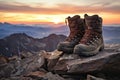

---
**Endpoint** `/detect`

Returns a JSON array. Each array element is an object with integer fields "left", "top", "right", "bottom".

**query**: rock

[
  {"left": 25, "top": 72, "right": 66, "bottom": 80},
  {"left": 1, "top": 76, "right": 34, "bottom": 80},
  {"left": 47, "top": 58, "right": 59, "bottom": 71},
  {"left": 41, "top": 50, "right": 63, "bottom": 71},
  {"left": 8, "top": 56, "right": 19, "bottom": 61},
  {"left": 0, "top": 44, "right": 120, "bottom": 80},
  {"left": 0, "top": 56, "right": 9, "bottom": 64},
  {"left": 87, "top": 75, "right": 106, "bottom": 80},
  {"left": 43, "top": 72, "right": 66, "bottom": 80},
  {"left": 53, "top": 47, "right": 120, "bottom": 74},
  {"left": 20, "top": 51, "right": 33, "bottom": 59},
  {"left": 0, "top": 53, "right": 45, "bottom": 78},
  {"left": 25, "top": 71, "right": 47, "bottom": 78},
  {"left": 41, "top": 50, "right": 63, "bottom": 59}
]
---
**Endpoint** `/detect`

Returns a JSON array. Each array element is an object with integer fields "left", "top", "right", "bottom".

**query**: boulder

[
  {"left": 43, "top": 72, "right": 66, "bottom": 80},
  {"left": 53, "top": 47, "right": 120, "bottom": 74},
  {"left": 0, "top": 76, "right": 33, "bottom": 80},
  {"left": 0, "top": 56, "right": 9, "bottom": 64},
  {"left": 22, "top": 71, "right": 66, "bottom": 80},
  {"left": 25, "top": 71, "right": 47, "bottom": 80},
  {"left": 41, "top": 50, "right": 63, "bottom": 71},
  {"left": 0, "top": 53, "right": 45, "bottom": 78},
  {"left": 87, "top": 75, "right": 106, "bottom": 80},
  {"left": 0, "top": 44, "right": 120, "bottom": 80}
]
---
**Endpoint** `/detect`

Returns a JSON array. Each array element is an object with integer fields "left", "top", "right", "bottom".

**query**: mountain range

[
  {"left": 0, "top": 22, "right": 120, "bottom": 44},
  {"left": 0, "top": 22, "right": 120, "bottom": 57},
  {"left": 0, "top": 33, "right": 66, "bottom": 57}
]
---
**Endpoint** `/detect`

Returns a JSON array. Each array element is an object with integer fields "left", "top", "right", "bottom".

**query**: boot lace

[
  {"left": 65, "top": 17, "right": 84, "bottom": 42},
  {"left": 80, "top": 29, "right": 101, "bottom": 45},
  {"left": 66, "top": 30, "right": 84, "bottom": 42}
]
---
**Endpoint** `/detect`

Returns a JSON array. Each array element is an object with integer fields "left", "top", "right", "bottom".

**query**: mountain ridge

[
  {"left": 0, "top": 22, "right": 120, "bottom": 44},
  {"left": 0, "top": 33, "right": 66, "bottom": 57}
]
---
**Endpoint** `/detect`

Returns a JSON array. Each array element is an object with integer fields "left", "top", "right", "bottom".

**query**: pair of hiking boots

[{"left": 57, "top": 14, "right": 104, "bottom": 56}]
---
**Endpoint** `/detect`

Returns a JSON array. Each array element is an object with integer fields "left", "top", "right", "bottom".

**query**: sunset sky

[{"left": 0, "top": 0, "right": 120, "bottom": 25}]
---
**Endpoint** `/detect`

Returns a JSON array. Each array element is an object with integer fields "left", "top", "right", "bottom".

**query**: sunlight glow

[
  {"left": 0, "top": 12, "right": 120, "bottom": 25},
  {"left": 51, "top": 18, "right": 62, "bottom": 24},
  {"left": 0, "top": 0, "right": 120, "bottom": 25}
]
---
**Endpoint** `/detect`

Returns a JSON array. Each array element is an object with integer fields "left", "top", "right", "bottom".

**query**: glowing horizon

[{"left": 0, "top": 0, "right": 120, "bottom": 25}]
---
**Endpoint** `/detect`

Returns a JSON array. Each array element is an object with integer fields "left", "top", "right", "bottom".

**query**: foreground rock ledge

[
  {"left": 0, "top": 45, "right": 120, "bottom": 80},
  {"left": 0, "top": 54, "right": 45, "bottom": 78},
  {"left": 53, "top": 48, "right": 120, "bottom": 74}
]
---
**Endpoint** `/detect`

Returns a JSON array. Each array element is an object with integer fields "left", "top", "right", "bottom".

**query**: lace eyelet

[
  {"left": 93, "top": 38, "right": 95, "bottom": 41},
  {"left": 77, "top": 34, "right": 80, "bottom": 36},
  {"left": 86, "top": 42, "right": 90, "bottom": 45},
  {"left": 90, "top": 41, "right": 92, "bottom": 42},
  {"left": 74, "top": 36, "right": 77, "bottom": 38}
]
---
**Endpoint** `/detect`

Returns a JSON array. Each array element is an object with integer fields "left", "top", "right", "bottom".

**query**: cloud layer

[
  {"left": 0, "top": 0, "right": 120, "bottom": 24},
  {"left": 0, "top": 1, "right": 120, "bottom": 14}
]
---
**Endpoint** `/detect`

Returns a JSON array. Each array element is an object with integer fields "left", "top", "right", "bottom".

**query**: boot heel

[{"left": 99, "top": 44, "right": 104, "bottom": 51}]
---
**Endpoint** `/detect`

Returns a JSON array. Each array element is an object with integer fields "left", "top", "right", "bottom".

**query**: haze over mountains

[
  {"left": 0, "top": 22, "right": 69, "bottom": 38},
  {"left": 0, "top": 22, "right": 120, "bottom": 43}
]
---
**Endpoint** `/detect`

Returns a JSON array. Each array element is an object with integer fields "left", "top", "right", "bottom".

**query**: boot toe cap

[
  {"left": 57, "top": 42, "right": 74, "bottom": 52},
  {"left": 74, "top": 44, "right": 96, "bottom": 56},
  {"left": 57, "top": 42, "right": 70, "bottom": 48},
  {"left": 74, "top": 44, "right": 89, "bottom": 53}
]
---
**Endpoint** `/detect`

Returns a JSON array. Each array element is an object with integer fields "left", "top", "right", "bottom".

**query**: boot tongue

[
  {"left": 67, "top": 15, "right": 80, "bottom": 21},
  {"left": 66, "top": 15, "right": 81, "bottom": 28},
  {"left": 65, "top": 15, "right": 85, "bottom": 42},
  {"left": 86, "top": 15, "right": 99, "bottom": 20},
  {"left": 72, "top": 15, "right": 80, "bottom": 19}
]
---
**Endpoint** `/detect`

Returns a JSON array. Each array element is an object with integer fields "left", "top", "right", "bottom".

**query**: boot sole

[
  {"left": 76, "top": 44, "right": 104, "bottom": 56},
  {"left": 58, "top": 46, "right": 74, "bottom": 53}
]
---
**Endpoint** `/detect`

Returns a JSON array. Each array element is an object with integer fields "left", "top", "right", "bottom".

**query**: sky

[{"left": 0, "top": 0, "right": 120, "bottom": 25}]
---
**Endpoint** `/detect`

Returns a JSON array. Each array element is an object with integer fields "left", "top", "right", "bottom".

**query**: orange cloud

[
  {"left": 0, "top": 2, "right": 120, "bottom": 14},
  {"left": 0, "top": 1, "right": 120, "bottom": 25}
]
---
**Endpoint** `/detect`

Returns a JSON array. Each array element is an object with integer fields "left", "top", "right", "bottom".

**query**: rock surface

[
  {"left": 0, "top": 53, "right": 45, "bottom": 78},
  {"left": 53, "top": 47, "right": 120, "bottom": 74},
  {"left": 87, "top": 75, "right": 106, "bottom": 80},
  {"left": 0, "top": 44, "right": 120, "bottom": 80}
]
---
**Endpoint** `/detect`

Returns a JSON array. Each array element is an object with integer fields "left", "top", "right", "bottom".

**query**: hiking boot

[
  {"left": 57, "top": 15, "right": 85, "bottom": 53},
  {"left": 74, "top": 14, "right": 104, "bottom": 56}
]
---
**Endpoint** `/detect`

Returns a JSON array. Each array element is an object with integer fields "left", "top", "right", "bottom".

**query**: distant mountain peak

[
  {"left": 4, "top": 22, "right": 11, "bottom": 25},
  {"left": 5, "top": 33, "right": 33, "bottom": 40},
  {"left": 0, "top": 33, "right": 66, "bottom": 57},
  {"left": 0, "top": 22, "right": 12, "bottom": 25}
]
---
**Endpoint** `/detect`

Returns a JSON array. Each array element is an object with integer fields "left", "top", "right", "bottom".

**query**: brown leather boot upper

[
  {"left": 57, "top": 15, "right": 85, "bottom": 53},
  {"left": 74, "top": 14, "right": 104, "bottom": 56},
  {"left": 80, "top": 14, "right": 103, "bottom": 44},
  {"left": 65, "top": 15, "right": 85, "bottom": 42}
]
